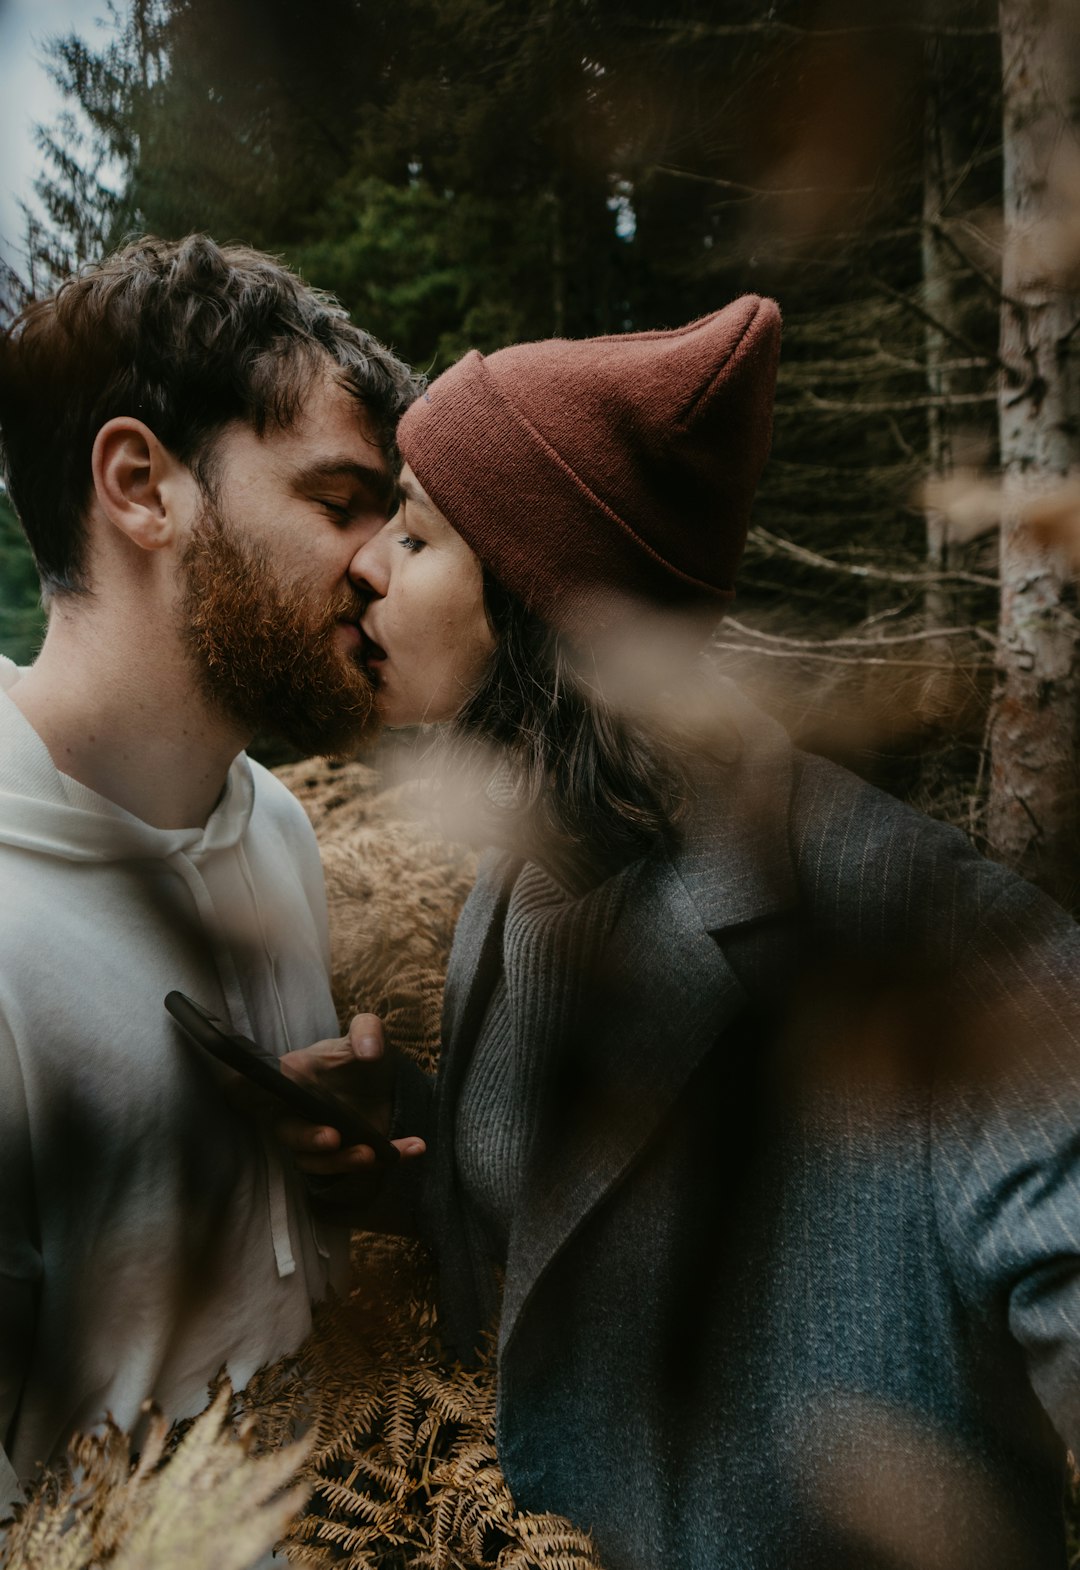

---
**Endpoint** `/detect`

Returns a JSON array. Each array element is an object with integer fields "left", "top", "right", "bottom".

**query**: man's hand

[{"left": 275, "top": 1013, "right": 425, "bottom": 1176}]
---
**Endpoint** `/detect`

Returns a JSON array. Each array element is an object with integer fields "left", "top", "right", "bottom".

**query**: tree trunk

[
  {"left": 922, "top": 29, "right": 958, "bottom": 633},
  {"left": 987, "top": 0, "right": 1080, "bottom": 904},
  {"left": 921, "top": 17, "right": 994, "bottom": 630}
]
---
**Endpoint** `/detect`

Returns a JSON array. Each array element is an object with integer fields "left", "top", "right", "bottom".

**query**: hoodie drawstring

[{"left": 168, "top": 855, "right": 297, "bottom": 1280}]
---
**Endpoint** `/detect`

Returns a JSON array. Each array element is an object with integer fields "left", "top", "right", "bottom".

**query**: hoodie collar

[{"left": 0, "top": 657, "right": 254, "bottom": 863}]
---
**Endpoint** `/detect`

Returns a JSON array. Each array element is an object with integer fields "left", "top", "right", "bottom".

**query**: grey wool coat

[{"left": 405, "top": 691, "right": 1080, "bottom": 1570}]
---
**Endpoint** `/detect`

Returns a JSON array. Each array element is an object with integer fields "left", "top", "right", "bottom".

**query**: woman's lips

[{"left": 359, "top": 628, "right": 387, "bottom": 666}]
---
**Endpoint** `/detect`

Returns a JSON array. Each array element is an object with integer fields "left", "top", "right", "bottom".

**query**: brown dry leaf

[
  {"left": 320, "top": 827, "right": 476, "bottom": 1034},
  {"left": 919, "top": 467, "right": 1080, "bottom": 569},
  {"left": 280, "top": 754, "right": 477, "bottom": 1042},
  {"left": 739, "top": 3, "right": 921, "bottom": 258},
  {"left": 1022, "top": 478, "right": 1080, "bottom": 567},
  {"left": 804, "top": 1394, "right": 1034, "bottom": 1570},
  {"left": 1, "top": 1385, "right": 309, "bottom": 1570},
  {"left": 920, "top": 470, "right": 1003, "bottom": 546}
]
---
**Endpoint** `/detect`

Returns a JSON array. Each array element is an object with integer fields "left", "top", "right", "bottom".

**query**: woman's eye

[{"left": 397, "top": 535, "right": 426, "bottom": 553}]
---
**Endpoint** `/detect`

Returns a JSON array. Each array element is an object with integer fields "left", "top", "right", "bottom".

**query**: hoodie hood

[{"left": 0, "top": 657, "right": 254, "bottom": 862}]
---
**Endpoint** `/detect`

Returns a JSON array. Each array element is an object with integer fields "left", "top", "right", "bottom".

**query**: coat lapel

[
  {"left": 429, "top": 849, "right": 524, "bottom": 1356},
  {"left": 499, "top": 699, "right": 800, "bottom": 1355},
  {"left": 499, "top": 855, "right": 749, "bottom": 1354},
  {"left": 436, "top": 847, "right": 521, "bottom": 1163}
]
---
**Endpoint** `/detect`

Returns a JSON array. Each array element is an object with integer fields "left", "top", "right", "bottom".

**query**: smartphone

[{"left": 164, "top": 991, "right": 399, "bottom": 1165}]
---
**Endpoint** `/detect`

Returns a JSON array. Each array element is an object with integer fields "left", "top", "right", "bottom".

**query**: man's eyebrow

[{"left": 292, "top": 459, "right": 395, "bottom": 509}]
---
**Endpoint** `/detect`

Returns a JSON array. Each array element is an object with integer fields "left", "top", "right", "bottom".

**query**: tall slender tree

[{"left": 987, "top": 0, "right": 1080, "bottom": 902}]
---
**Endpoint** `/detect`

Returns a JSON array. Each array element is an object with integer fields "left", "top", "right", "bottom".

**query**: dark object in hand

[{"left": 164, "top": 990, "right": 400, "bottom": 1164}]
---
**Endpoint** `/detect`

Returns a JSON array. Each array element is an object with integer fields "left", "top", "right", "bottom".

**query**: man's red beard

[{"left": 179, "top": 503, "right": 377, "bottom": 757}]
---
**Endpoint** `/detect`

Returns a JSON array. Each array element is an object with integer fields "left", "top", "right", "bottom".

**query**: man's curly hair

[{"left": 0, "top": 234, "right": 421, "bottom": 596}]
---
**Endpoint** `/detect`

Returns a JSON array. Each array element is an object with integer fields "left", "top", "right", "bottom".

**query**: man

[{"left": 0, "top": 234, "right": 422, "bottom": 1506}]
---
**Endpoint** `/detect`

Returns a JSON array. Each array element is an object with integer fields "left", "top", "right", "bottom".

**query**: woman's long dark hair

[{"left": 448, "top": 573, "right": 691, "bottom": 884}]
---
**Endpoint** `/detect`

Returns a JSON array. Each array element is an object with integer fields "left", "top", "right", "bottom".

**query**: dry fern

[
  {"left": 273, "top": 759, "right": 385, "bottom": 840},
  {"left": 237, "top": 1235, "right": 602, "bottom": 1570},
  {"left": 277, "top": 756, "right": 477, "bottom": 1048},
  {"left": 0, "top": 1384, "right": 309, "bottom": 1570}
]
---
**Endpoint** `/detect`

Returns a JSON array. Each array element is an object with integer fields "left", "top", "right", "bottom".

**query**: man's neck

[{"left": 10, "top": 604, "right": 247, "bottom": 830}]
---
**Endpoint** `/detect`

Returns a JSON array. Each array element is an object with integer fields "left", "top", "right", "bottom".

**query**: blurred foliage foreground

[
  {"left": 3, "top": 755, "right": 1080, "bottom": 1569},
  {"left": 0, "top": 759, "right": 602, "bottom": 1570}
]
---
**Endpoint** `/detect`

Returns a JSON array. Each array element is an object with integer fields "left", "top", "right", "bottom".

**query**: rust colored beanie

[{"left": 397, "top": 295, "right": 781, "bottom": 633}]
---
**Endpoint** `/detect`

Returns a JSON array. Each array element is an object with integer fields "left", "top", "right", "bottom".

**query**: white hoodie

[{"left": 0, "top": 658, "right": 348, "bottom": 1506}]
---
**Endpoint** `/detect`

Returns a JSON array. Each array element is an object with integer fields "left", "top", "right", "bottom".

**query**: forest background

[
  {"left": 4, "top": 4, "right": 1080, "bottom": 1564},
  {"left": 0, "top": 0, "right": 1077, "bottom": 909}
]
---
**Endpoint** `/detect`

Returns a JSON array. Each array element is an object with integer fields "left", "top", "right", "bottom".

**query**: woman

[{"left": 348, "top": 301, "right": 1080, "bottom": 1570}]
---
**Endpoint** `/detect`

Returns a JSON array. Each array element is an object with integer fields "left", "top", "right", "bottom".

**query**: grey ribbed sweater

[{"left": 454, "top": 858, "right": 631, "bottom": 1255}]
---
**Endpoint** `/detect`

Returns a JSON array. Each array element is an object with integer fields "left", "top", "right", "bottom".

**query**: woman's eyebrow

[
  {"left": 399, "top": 477, "right": 449, "bottom": 530},
  {"left": 292, "top": 458, "right": 395, "bottom": 510},
  {"left": 399, "top": 475, "right": 428, "bottom": 505}
]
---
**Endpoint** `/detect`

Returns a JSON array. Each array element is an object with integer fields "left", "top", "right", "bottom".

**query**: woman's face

[{"left": 351, "top": 464, "right": 495, "bottom": 727}]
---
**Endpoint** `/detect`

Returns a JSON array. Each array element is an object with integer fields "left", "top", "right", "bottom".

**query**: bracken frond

[
  {"left": 1, "top": 1385, "right": 309, "bottom": 1570},
  {"left": 413, "top": 1364, "right": 496, "bottom": 1427}
]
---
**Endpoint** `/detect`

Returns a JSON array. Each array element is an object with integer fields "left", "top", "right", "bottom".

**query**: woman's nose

[{"left": 348, "top": 528, "right": 390, "bottom": 596}]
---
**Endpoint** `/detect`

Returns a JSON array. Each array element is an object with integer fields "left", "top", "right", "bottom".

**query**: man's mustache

[{"left": 330, "top": 587, "right": 368, "bottom": 627}]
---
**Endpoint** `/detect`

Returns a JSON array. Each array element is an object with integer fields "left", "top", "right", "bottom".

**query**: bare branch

[
  {"left": 747, "top": 527, "right": 1000, "bottom": 589},
  {"left": 929, "top": 220, "right": 1018, "bottom": 309},
  {"left": 723, "top": 617, "right": 998, "bottom": 651},
  {"left": 868, "top": 274, "right": 1018, "bottom": 384},
  {"left": 621, "top": 19, "right": 999, "bottom": 41},
  {"left": 654, "top": 164, "right": 874, "bottom": 199},
  {"left": 712, "top": 642, "right": 994, "bottom": 670},
  {"left": 782, "top": 353, "right": 993, "bottom": 380},
  {"left": 800, "top": 390, "right": 999, "bottom": 413}
]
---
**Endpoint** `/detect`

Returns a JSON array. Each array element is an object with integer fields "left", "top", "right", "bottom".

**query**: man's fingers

[
  {"left": 297, "top": 1143, "right": 376, "bottom": 1175},
  {"left": 293, "top": 1134, "right": 425, "bottom": 1177},
  {"left": 346, "top": 1012, "right": 385, "bottom": 1062},
  {"left": 392, "top": 1136, "right": 425, "bottom": 1159},
  {"left": 270, "top": 1013, "right": 399, "bottom": 1167},
  {"left": 279, "top": 1035, "right": 350, "bottom": 1087},
  {"left": 277, "top": 1111, "right": 425, "bottom": 1162},
  {"left": 278, "top": 1013, "right": 388, "bottom": 1088},
  {"left": 276, "top": 1115, "right": 341, "bottom": 1154}
]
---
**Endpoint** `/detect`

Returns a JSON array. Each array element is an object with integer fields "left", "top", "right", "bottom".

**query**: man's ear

[{"left": 90, "top": 417, "right": 194, "bottom": 552}]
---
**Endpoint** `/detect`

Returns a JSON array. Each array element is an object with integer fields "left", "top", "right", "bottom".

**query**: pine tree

[{"left": 0, "top": 488, "right": 45, "bottom": 665}]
